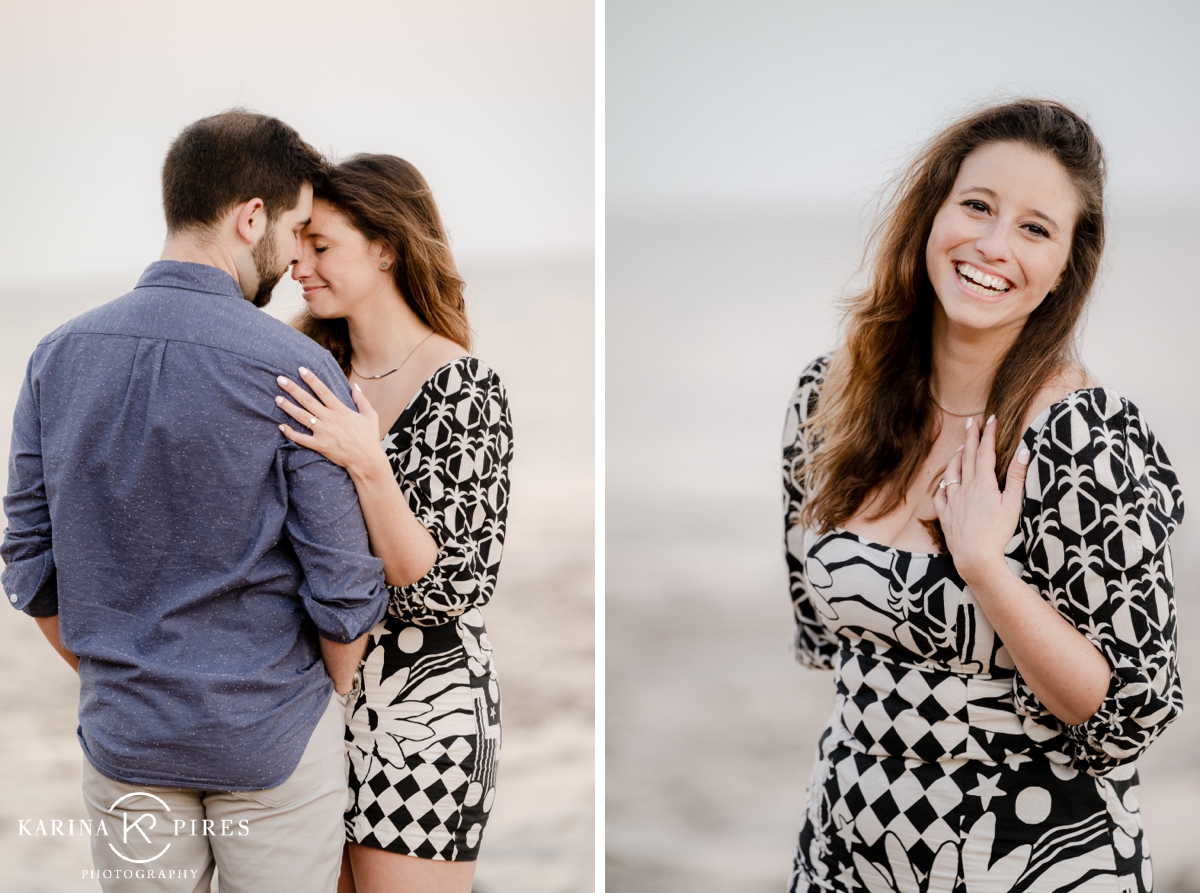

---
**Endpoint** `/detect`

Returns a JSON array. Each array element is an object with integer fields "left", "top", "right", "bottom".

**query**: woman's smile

[{"left": 953, "top": 260, "right": 1012, "bottom": 299}]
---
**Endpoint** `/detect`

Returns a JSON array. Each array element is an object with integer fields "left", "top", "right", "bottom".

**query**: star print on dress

[
  {"left": 967, "top": 773, "right": 1005, "bottom": 810},
  {"left": 783, "top": 355, "right": 1183, "bottom": 893},
  {"left": 1004, "top": 749, "right": 1032, "bottom": 769}
]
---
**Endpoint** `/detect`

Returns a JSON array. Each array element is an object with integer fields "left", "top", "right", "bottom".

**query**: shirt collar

[{"left": 135, "top": 261, "right": 247, "bottom": 301}]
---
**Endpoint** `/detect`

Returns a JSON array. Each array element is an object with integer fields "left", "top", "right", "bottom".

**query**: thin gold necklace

[
  {"left": 351, "top": 331, "right": 435, "bottom": 380},
  {"left": 930, "top": 396, "right": 985, "bottom": 418}
]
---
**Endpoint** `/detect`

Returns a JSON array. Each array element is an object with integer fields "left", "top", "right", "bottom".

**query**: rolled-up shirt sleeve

[
  {"left": 282, "top": 360, "right": 387, "bottom": 643},
  {"left": 2, "top": 356, "right": 59, "bottom": 617}
]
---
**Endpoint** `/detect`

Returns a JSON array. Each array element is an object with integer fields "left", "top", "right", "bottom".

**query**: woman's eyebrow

[{"left": 1027, "top": 209, "right": 1059, "bottom": 228}]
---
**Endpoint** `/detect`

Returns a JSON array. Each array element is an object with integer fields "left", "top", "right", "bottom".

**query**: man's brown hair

[{"left": 162, "top": 109, "right": 326, "bottom": 233}]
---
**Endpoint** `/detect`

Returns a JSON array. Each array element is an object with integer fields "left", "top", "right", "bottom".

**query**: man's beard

[{"left": 250, "top": 227, "right": 286, "bottom": 308}]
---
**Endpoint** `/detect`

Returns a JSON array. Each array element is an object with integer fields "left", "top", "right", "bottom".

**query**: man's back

[{"left": 3, "top": 260, "right": 386, "bottom": 790}]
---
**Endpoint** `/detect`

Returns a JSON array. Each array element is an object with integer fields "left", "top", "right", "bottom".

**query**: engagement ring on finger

[
  {"left": 938, "top": 479, "right": 960, "bottom": 490},
  {"left": 309, "top": 416, "right": 317, "bottom": 427}
]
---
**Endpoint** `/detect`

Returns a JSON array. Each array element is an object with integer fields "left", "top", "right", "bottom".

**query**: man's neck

[{"left": 160, "top": 232, "right": 246, "bottom": 296}]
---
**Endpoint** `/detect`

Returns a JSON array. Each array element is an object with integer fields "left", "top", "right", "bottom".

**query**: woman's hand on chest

[{"left": 934, "top": 414, "right": 1030, "bottom": 586}]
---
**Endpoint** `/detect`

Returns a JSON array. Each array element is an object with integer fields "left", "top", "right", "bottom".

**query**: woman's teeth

[{"left": 955, "top": 262, "right": 1011, "bottom": 296}]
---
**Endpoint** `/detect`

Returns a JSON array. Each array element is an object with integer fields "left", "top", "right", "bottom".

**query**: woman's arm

[
  {"left": 954, "top": 555, "right": 1110, "bottom": 725},
  {"left": 320, "top": 633, "right": 369, "bottom": 694},
  {"left": 34, "top": 615, "right": 79, "bottom": 672},
  {"left": 935, "top": 415, "right": 1111, "bottom": 726},
  {"left": 276, "top": 368, "right": 437, "bottom": 587},
  {"left": 341, "top": 449, "right": 439, "bottom": 587},
  {"left": 783, "top": 357, "right": 840, "bottom": 670}
]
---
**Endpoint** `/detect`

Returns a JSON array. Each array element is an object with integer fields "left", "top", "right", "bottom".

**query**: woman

[
  {"left": 275, "top": 154, "right": 511, "bottom": 893},
  {"left": 783, "top": 100, "right": 1183, "bottom": 892}
]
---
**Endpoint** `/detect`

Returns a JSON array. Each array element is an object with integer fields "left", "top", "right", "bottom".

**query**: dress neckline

[
  {"left": 382, "top": 356, "right": 473, "bottom": 439},
  {"left": 829, "top": 386, "right": 1108, "bottom": 557}
]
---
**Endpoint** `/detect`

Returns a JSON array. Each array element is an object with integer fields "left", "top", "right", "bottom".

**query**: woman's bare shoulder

[
  {"left": 412, "top": 334, "right": 470, "bottom": 380},
  {"left": 1021, "top": 363, "right": 1098, "bottom": 429}
]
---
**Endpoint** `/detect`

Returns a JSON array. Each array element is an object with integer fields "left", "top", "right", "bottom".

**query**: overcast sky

[
  {"left": 2, "top": 0, "right": 594, "bottom": 287},
  {"left": 608, "top": 1, "right": 1200, "bottom": 214}
]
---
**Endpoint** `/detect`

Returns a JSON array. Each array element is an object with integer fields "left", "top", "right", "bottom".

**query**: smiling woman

[
  {"left": 783, "top": 99, "right": 1183, "bottom": 892},
  {"left": 926, "top": 142, "right": 1077, "bottom": 331},
  {"left": 277, "top": 154, "right": 512, "bottom": 893}
]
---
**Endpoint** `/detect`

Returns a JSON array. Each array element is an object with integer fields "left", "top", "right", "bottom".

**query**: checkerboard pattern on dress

[{"left": 783, "top": 355, "right": 1183, "bottom": 893}]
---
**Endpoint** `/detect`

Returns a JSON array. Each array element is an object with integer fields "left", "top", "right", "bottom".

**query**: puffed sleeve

[
  {"left": 783, "top": 355, "right": 840, "bottom": 670},
  {"left": 1013, "top": 389, "right": 1184, "bottom": 776},
  {"left": 384, "top": 359, "right": 513, "bottom": 627}
]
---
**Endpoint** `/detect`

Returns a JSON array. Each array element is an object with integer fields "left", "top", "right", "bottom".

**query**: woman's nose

[{"left": 974, "top": 220, "right": 1012, "bottom": 263}]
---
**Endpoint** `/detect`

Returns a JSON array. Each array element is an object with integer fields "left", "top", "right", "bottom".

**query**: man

[{"left": 1, "top": 111, "right": 387, "bottom": 892}]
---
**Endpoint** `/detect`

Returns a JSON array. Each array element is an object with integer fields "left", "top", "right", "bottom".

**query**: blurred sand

[
  {"left": 0, "top": 258, "right": 594, "bottom": 892},
  {"left": 606, "top": 209, "right": 1200, "bottom": 893}
]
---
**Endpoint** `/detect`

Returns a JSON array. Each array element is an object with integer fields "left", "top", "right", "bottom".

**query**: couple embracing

[{"left": 1, "top": 110, "right": 511, "bottom": 893}]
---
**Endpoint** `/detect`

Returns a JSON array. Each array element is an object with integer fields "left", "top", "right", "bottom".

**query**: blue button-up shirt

[{"left": 1, "top": 261, "right": 387, "bottom": 790}]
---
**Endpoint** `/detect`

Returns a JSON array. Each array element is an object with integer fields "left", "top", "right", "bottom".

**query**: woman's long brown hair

[
  {"left": 799, "top": 99, "right": 1106, "bottom": 535},
  {"left": 293, "top": 154, "right": 471, "bottom": 372}
]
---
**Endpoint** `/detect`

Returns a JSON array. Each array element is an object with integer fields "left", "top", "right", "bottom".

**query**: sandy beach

[
  {"left": 0, "top": 258, "right": 594, "bottom": 892},
  {"left": 606, "top": 208, "right": 1200, "bottom": 892}
]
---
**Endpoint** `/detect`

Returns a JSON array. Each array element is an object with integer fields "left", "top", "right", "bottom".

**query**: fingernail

[
  {"left": 956, "top": 445, "right": 964, "bottom": 452},
  {"left": 275, "top": 396, "right": 284, "bottom": 405},
  {"left": 277, "top": 375, "right": 289, "bottom": 386},
  {"left": 299, "top": 367, "right": 309, "bottom": 376},
  {"left": 278, "top": 424, "right": 287, "bottom": 432},
  {"left": 965, "top": 417, "right": 972, "bottom": 430},
  {"left": 987, "top": 414, "right": 996, "bottom": 425},
  {"left": 1017, "top": 447, "right": 1031, "bottom": 466},
  {"left": 354, "top": 383, "right": 362, "bottom": 392}
]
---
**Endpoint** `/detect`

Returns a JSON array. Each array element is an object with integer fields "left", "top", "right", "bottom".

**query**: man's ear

[{"left": 234, "top": 198, "right": 267, "bottom": 246}]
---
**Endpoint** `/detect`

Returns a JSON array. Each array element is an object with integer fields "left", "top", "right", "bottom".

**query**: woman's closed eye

[
  {"left": 1022, "top": 222, "right": 1051, "bottom": 238},
  {"left": 314, "top": 245, "right": 329, "bottom": 253}
]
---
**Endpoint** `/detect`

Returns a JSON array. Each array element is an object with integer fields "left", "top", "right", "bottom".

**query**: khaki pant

[{"left": 81, "top": 692, "right": 348, "bottom": 893}]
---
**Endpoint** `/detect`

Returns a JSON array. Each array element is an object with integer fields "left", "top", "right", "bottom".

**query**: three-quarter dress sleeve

[
  {"left": 385, "top": 358, "right": 513, "bottom": 627},
  {"left": 1013, "top": 389, "right": 1185, "bottom": 776},
  {"left": 783, "top": 355, "right": 840, "bottom": 670}
]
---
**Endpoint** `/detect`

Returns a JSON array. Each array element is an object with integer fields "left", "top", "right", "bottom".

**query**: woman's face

[
  {"left": 925, "top": 141, "right": 1077, "bottom": 339},
  {"left": 291, "top": 198, "right": 390, "bottom": 319}
]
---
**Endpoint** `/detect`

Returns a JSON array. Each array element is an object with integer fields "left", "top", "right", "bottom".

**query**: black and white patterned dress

[
  {"left": 783, "top": 356, "right": 1184, "bottom": 893},
  {"left": 345, "top": 357, "right": 512, "bottom": 861}
]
